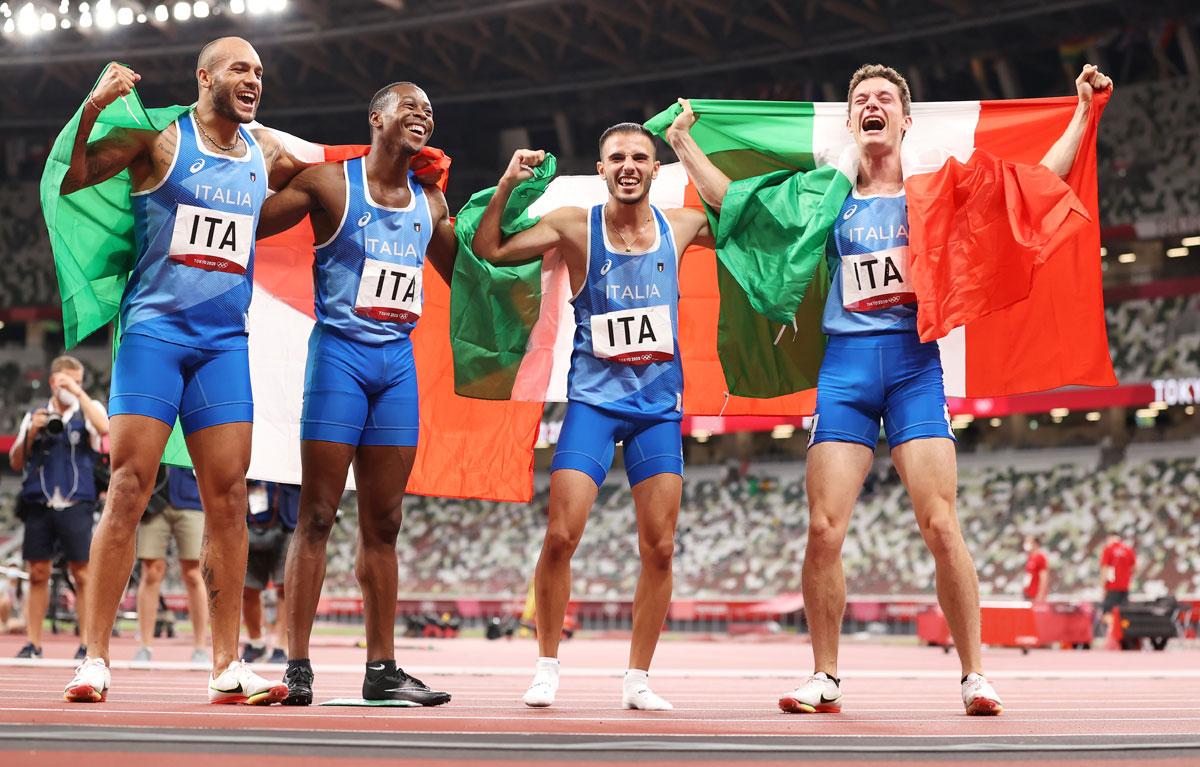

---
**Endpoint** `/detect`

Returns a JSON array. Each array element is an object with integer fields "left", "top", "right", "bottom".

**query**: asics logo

[
  {"left": 189, "top": 159, "right": 206, "bottom": 174},
  {"left": 358, "top": 212, "right": 372, "bottom": 227},
  {"left": 600, "top": 259, "right": 612, "bottom": 276},
  {"left": 842, "top": 204, "right": 857, "bottom": 220}
]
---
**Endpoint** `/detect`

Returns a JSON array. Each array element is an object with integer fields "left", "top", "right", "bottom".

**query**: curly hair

[{"left": 847, "top": 64, "right": 912, "bottom": 115}]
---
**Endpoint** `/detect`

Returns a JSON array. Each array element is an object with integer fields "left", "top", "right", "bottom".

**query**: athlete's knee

[
  {"left": 27, "top": 561, "right": 52, "bottom": 585},
  {"left": 805, "top": 514, "right": 847, "bottom": 556},
  {"left": 360, "top": 504, "right": 404, "bottom": 545},
  {"left": 920, "top": 511, "right": 964, "bottom": 559},
  {"left": 106, "top": 464, "right": 159, "bottom": 522},
  {"left": 542, "top": 524, "right": 583, "bottom": 561},
  {"left": 297, "top": 502, "right": 338, "bottom": 544},
  {"left": 198, "top": 473, "right": 248, "bottom": 517},
  {"left": 639, "top": 534, "right": 675, "bottom": 571}
]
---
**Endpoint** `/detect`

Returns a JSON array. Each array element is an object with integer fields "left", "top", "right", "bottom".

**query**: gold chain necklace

[
  {"left": 605, "top": 204, "right": 651, "bottom": 253},
  {"left": 193, "top": 109, "right": 240, "bottom": 152}
]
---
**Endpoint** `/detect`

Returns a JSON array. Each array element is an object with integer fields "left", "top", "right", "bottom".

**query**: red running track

[{"left": 1, "top": 633, "right": 1197, "bottom": 765}]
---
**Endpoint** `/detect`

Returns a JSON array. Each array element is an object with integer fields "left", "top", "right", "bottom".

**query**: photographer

[{"left": 9, "top": 355, "right": 109, "bottom": 659}]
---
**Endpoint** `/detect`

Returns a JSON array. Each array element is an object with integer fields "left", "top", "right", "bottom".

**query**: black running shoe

[
  {"left": 240, "top": 643, "right": 267, "bottom": 663},
  {"left": 15, "top": 642, "right": 42, "bottom": 659},
  {"left": 282, "top": 662, "right": 314, "bottom": 706},
  {"left": 363, "top": 664, "right": 451, "bottom": 706},
  {"left": 267, "top": 648, "right": 287, "bottom": 664}
]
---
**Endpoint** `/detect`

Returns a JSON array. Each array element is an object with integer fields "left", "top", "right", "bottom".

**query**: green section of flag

[
  {"left": 450, "top": 155, "right": 558, "bottom": 399},
  {"left": 40, "top": 72, "right": 193, "bottom": 467},
  {"left": 646, "top": 99, "right": 851, "bottom": 397}
]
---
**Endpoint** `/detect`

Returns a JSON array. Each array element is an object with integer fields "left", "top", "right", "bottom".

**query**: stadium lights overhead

[
  {"left": 691, "top": 430, "right": 711, "bottom": 443},
  {"left": 1049, "top": 407, "right": 1069, "bottom": 418},
  {"left": 989, "top": 417, "right": 1002, "bottom": 427},
  {"left": 1085, "top": 411, "right": 1101, "bottom": 422},
  {"left": 1, "top": 1, "right": 287, "bottom": 36},
  {"left": 1187, "top": 406, "right": 1195, "bottom": 416},
  {"left": 1099, "top": 246, "right": 1107, "bottom": 257},
  {"left": 1181, "top": 236, "right": 1200, "bottom": 247},
  {"left": 1134, "top": 408, "right": 1159, "bottom": 419},
  {"left": 1117, "top": 252, "right": 1136, "bottom": 263},
  {"left": 1166, "top": 247, "right": 1188, "bottom": 258},
  {"left": 772, "top": 424, "right": 795, "bottom": 440}
]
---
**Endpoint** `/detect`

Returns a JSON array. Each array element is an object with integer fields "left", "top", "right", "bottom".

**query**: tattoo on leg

[{"left": 202, "top": 561, "right": 219, "bottom": 605}]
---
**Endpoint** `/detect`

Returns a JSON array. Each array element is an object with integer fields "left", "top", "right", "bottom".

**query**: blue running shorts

[
  {"left": 810, "top": 332, "right": 954, "bottom": 451},
  {"left": 301, "top": 325, "right": 419, "bottom": 447},
  {"left": 551, "top": 400, "right": 683, "bottom": 488},
  {"left": 109, "top": 332, "right": 253, "bottom": 435}
]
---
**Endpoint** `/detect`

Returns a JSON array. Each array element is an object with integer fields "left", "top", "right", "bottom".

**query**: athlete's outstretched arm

[
  {"left": 423, "top": 186, "right": 458, "bottom": 286},
  {"left": 472, "top": 149, "right": 569, "bottom": 265},
  {"left": 1040, "top": 64, "right": 1112, "bottom": 179},
  {"left": 258, "top": 165, "right": 325, "bottom": 239},
  {"left": 665, "top": 99, "right": 731, "bottom": 212},
  {"left": 60, "top": 62, "right": 151, "bottom": 195},
  {"left": 253, "top": 129, "right": 317, "bottom": 191}
]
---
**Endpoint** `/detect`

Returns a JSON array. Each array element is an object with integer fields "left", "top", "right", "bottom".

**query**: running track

[{"left": 1, "top": 634, "right": 1197, "bottom": 765}]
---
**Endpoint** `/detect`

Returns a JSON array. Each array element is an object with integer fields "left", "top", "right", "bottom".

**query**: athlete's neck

[
  {"left": 365, "top": 141, "right": 416, "bottom": 189},
  {"left": 193, "top": 103, "right": 242, "bottom": 151},
  {"left": 604, "top": 198, "right": 652, "bottom": 227},
  {"left": 856, "top": 145, "right": 904, "bottom": 196}
]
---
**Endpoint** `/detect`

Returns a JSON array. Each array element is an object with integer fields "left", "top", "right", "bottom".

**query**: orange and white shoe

[
  {"left": 64, "top": 657, "right": 111, "bottom": 703},
  {"left": 778, "top": 672, "right": 842, "bottom": 714},
  {"left": 209, "top": 660, "right": 288, "bottom": 705},
  {"left": 962, "top": 673, "right": 1004, "bottom": 715}
]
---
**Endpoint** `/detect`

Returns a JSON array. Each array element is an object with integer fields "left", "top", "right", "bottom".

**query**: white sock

[{"left": 623, "top": 668, "right": 649, "bottom": 692}]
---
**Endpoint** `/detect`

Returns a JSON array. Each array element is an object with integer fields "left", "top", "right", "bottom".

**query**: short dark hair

[
  {"left": 598, "top": 122, "right": 655, "bottom": 157},
  {"left": 847, "top": 64, "right": 912, "bottom": 116},
  {"left": 368, "top": 81, "right": 418, "bottom": 121}
]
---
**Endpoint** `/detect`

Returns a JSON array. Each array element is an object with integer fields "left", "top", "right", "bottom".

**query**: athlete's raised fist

[
  {"left": 1075, "top": 64, "right": 1112, "bottom": 107},
  {"left": 501, "top": 149, "right": 546, "bottom": 186},
  {"left": 666, "top": 98, "right": 697, "bottom": 141},
  {"left": 88, "top": 62, "right": 141, "bottom": 112}
]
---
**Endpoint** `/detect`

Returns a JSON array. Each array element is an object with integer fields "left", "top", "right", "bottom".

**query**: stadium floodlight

[
  {"left": 96, "top": 0, "right": 115, "bottom": 28},
  {"left": 16, "top": 3, "right": 38, "bottom": 36},
  {"left": 1134, "top": 408, "right": 1158, "bottom": 419},
  {"left": 136, "top": 12, "right": 145, "bottom": 22},
  {"left": 2, "top": 18, "right": 13, "bottom": 33},
  {"left": 174, "top": 2, "right": 191, "bottom": 21},
  {"left": 1181, "top": 236, "right": 1200, "bottom": 247},
  {"left": 1166, "top": 247, "right": 1188, "bottom": 258},
  {"left": 1, "top": 4, "right": 9, "bottom": 19},
  {"left": 691, "top": 430, "right": 711, "bottom": 443},
  {"left": 1049, "top": 407, "right": 1069, "bottom": 418},
  {"left": 268, "top": 0, "right": 286, "bottom": 10},
  {"left": 1099, "top": 246, "right": 1107, "bottom": 257},
  {"left": 193, "top": 1, "right": 210, "bottom": 19},
  {"left": 1085, "top": 411, "right": 1101, "bottom": 422},
  {"left": 117, "top": 6, "right": 133, "bottom": 24},
  {"left": 60, "top": 16, "right": 69, "bottom": 28},
  {"left": 39, "top": 11, "right": 55, "bottom": 31},
  {"left": 1117, "top": 252, "right": 1136, "bottom": 263},
  {"left": 229, "top": 0, "right": 244, "bottom": 13},
  {"left": 154, "top": 4, "right": 167, "bottom": 21},
  {"left": 247, "top": 0, "right": 266, "bottom": 14},
  {"left": 989, "top": 417, "right": 1002, "bottom": 427},
  {"left": 79, "top": 11, "right": 91, "bottom": 26},
  {"left": 772, "top": 424, "right": 795, "bottom": 439},
  {"left": 79, "top": 1, "right": 88, "bottom": 11}
]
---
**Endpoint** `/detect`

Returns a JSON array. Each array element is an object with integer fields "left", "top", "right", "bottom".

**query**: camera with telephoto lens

[{"left": 44, "top": 413, "right": 65, "bottom": 436}]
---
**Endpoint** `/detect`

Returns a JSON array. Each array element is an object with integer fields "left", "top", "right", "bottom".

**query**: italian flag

[{"left": 453, "top": 94, "right": 1117, "bottom": 416}]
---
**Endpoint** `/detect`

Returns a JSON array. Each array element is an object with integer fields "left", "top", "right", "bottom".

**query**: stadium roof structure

[{"left": 4, "top": 0, "right": 1195, "bottom": 137}]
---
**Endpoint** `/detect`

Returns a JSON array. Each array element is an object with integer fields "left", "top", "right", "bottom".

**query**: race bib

[
  {"left": 841, "top": 246, "right": 917, "bottom": 312},
  {"left": 169, "top": 203, "right": 254, "bottom": 274},
  {"left": 590, "top": 305, "right": 674, "bottom": 365},
  {"left": 355, "top": 257, "right": 422, "bottom": 323}
]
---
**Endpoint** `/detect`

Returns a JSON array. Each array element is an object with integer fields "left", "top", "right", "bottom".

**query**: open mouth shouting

[
  {"left": 616, "top": 173, "right": 641, "bottom": 191},
  {"left": 404, "top": 120, "right": 429, "bottom": 141},
  {"left": 235, "top": 88, "right": 258, "bottom": 110},
  {"left": 861, "top": 114, "right": 886, "bottom": 135}
]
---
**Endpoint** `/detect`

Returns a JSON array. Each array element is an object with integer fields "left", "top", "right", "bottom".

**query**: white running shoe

[
  {"left": 208, "top": 660, "right": 288, "bottom": 705},
  {"left": 522, "top": 672, "right": 559, "bottom": 707},
  {"left": 962, "top": 673, "right": 1004, "bottom": 716},
  {"left": 778, "top": 672, "right": 842, "bottom": 714},
  {"left": 132, "top": 646, "right": 152, "bottom": 663},
  {"left": 621, "top": 682, "right": 673, "bottom": 711},
  {"left": 64, "top": 657, "right": 111, "bottom": 703}
]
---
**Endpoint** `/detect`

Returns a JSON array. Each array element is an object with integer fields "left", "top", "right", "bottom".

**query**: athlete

[
  {"left": 668, "top": 63, "right": 1112, "bottom": 716},
  {"left": 257, "top": 82, "right": 455, "bottom": 706},
  {"left": 59, "top": 38, "right": 311, "bottom": 704},
  {"left": 473, "top": 124, "right": 712, "bottom": 710}
]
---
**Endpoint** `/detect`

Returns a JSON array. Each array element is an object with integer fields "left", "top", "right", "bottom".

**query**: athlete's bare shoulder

[{"left": 664, "top": 206, "right": 714, "bottom": 251}]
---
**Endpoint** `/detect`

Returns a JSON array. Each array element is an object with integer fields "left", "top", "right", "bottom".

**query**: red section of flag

[{"left": 963, "top": 93, "right": 1116, "bottom": 395}]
